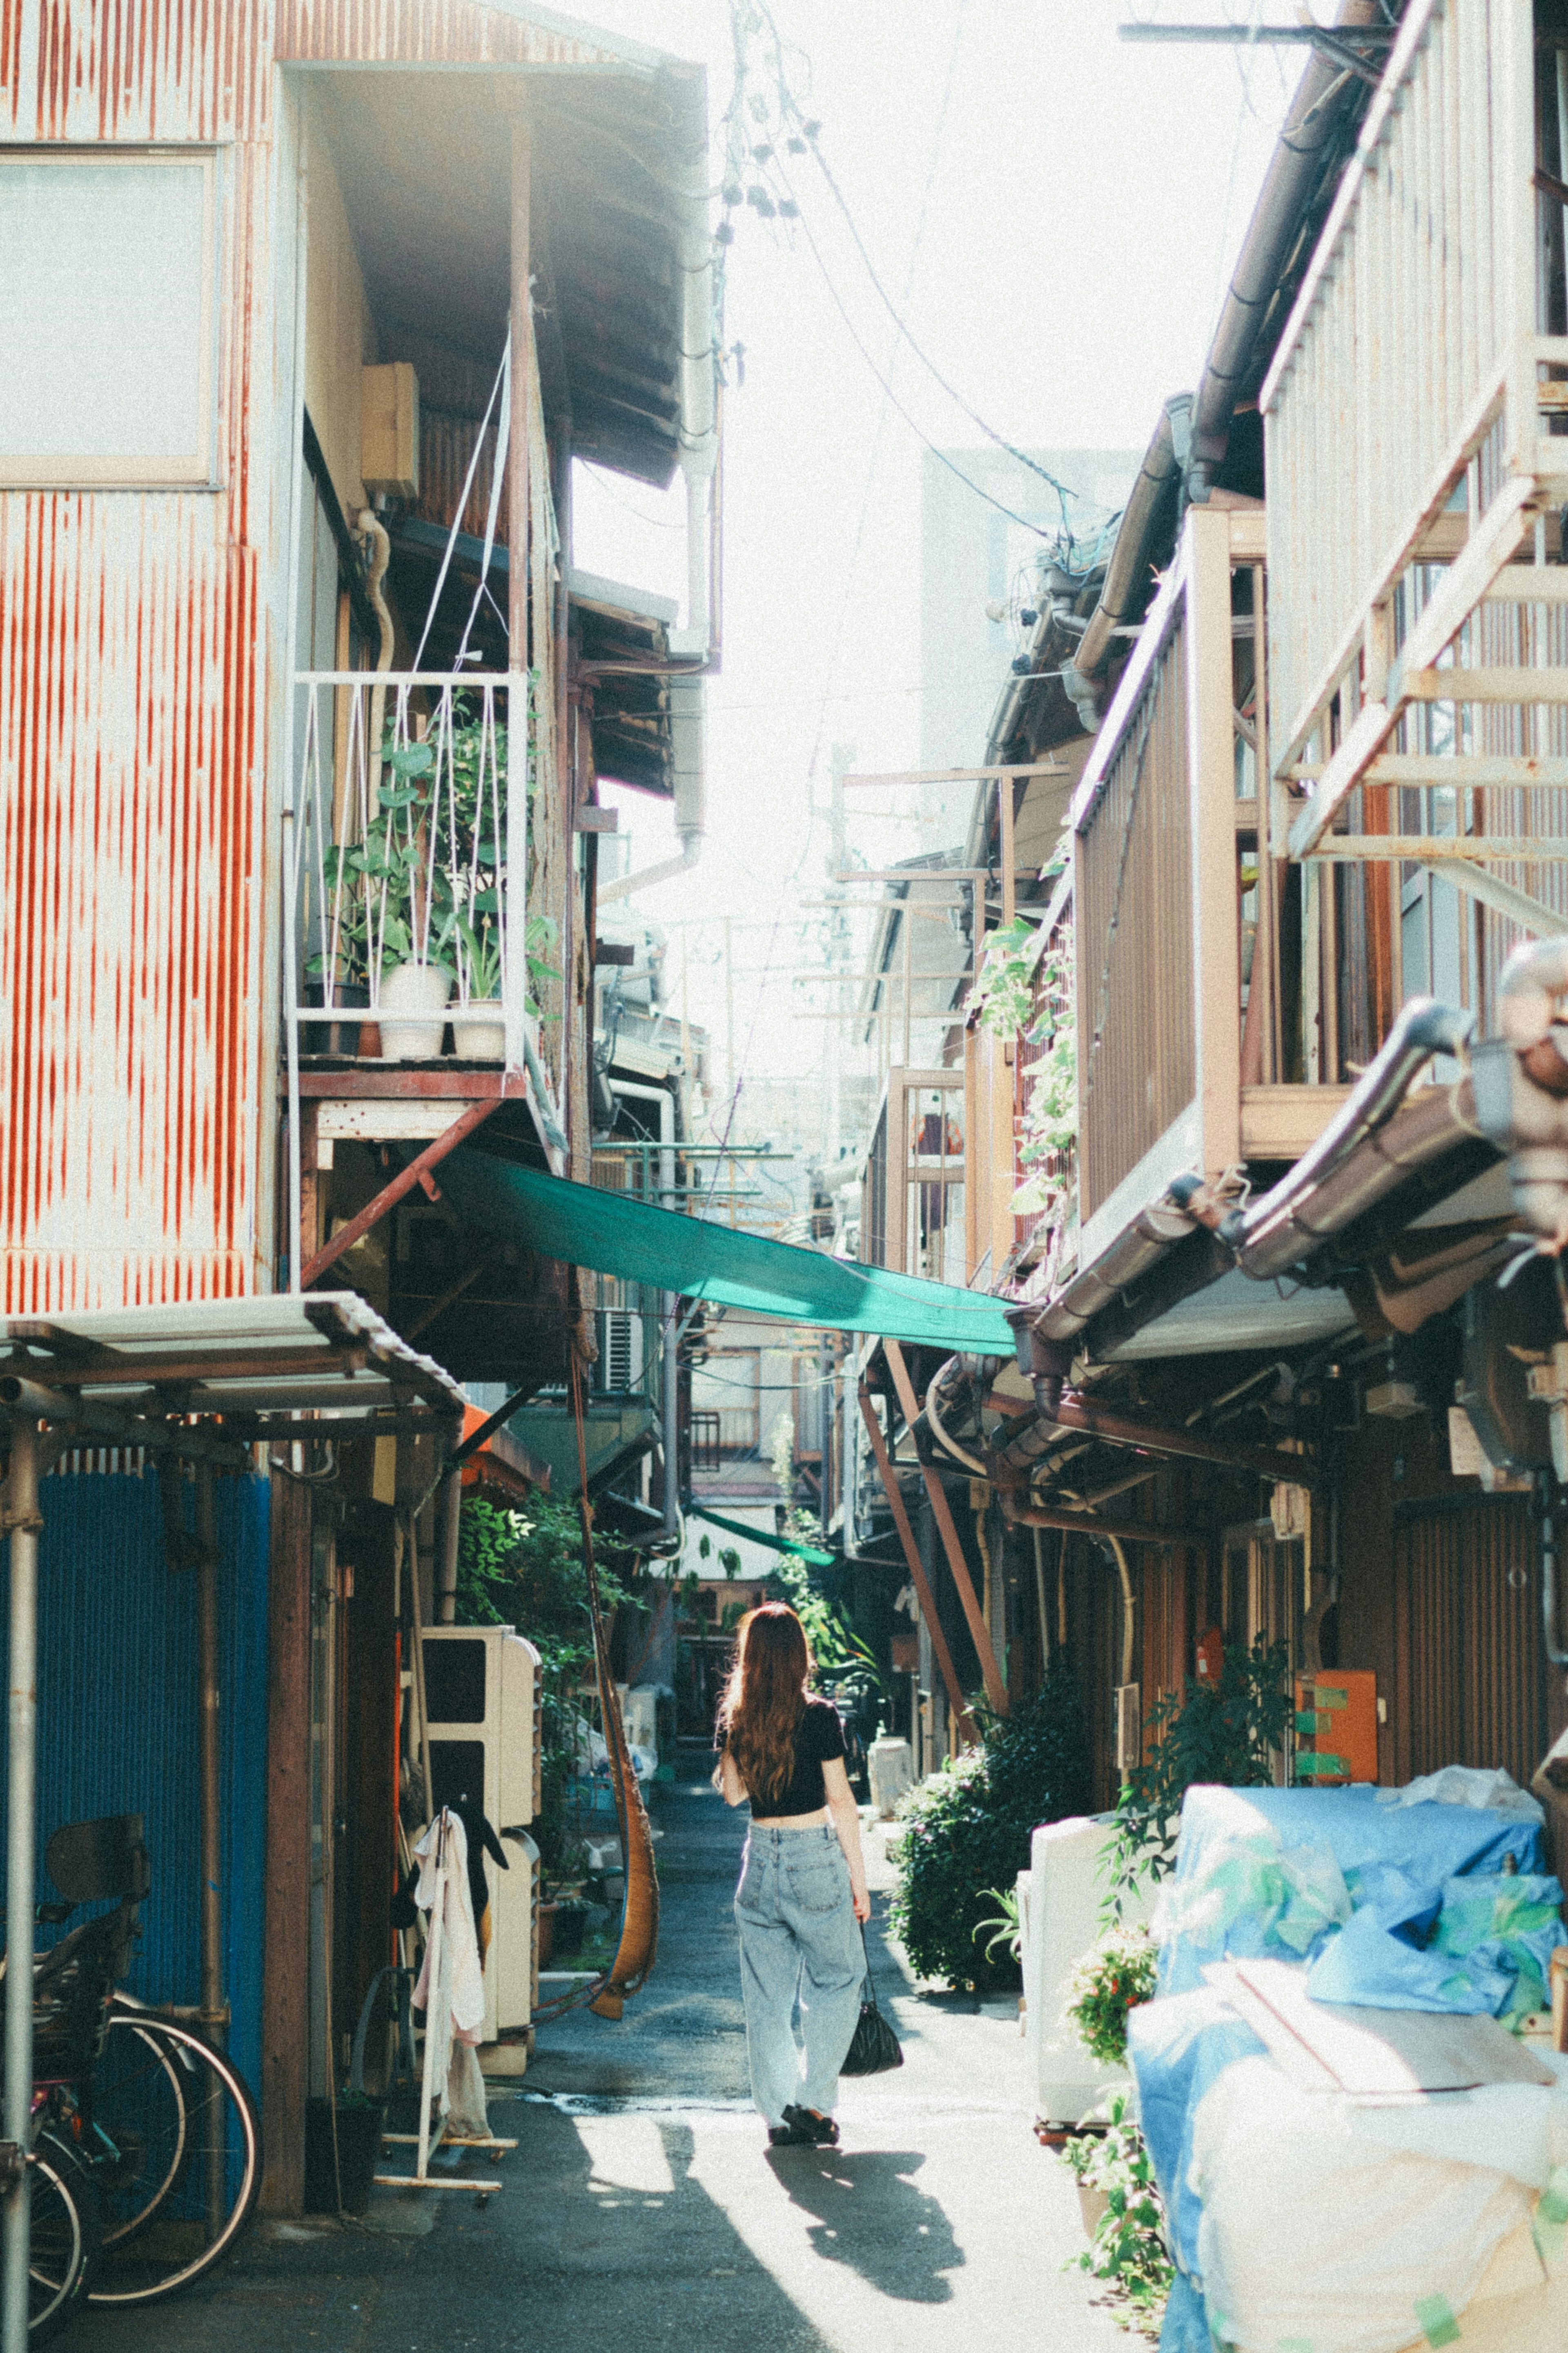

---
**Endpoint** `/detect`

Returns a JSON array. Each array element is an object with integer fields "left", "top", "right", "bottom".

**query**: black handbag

[{"left": 840, "top": 1923, "right": 904, "bottom": 2076}]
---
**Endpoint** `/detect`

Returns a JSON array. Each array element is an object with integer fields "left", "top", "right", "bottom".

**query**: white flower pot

[
  {"left": 376, "top": 962, "right": 452, "bottom": 1060},
  {"left": 453, "top": 1000, "right": 506, "bottom": 1062}
]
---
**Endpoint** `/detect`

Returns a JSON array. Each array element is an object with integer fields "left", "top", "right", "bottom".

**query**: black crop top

[{"left": 717, "top": 1695, "right": 847, "bottom": 1816}]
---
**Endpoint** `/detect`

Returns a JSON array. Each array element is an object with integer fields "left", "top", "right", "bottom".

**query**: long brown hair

[{"left": 717, "top": 1604, "right": 811, "bottom": 1804}]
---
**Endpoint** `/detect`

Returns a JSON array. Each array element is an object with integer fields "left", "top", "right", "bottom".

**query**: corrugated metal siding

[
  {"left": 275, "top": 0, "right": 626, "bottom": 66},
  {"left": 1, "top": 1, "right": 272, "bottom": 139},
  {"left": 1393, "top": 1496, "right": 1547, "bottom": 1794},
  {"left": 0, "top": 2, "right": 277, "bottom": 1310},
  {"left": 0, "top": 1469, "right": 271, "bottom": 2106}
]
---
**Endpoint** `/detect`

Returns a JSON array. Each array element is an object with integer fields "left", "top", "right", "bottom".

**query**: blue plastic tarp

[{"left": 1156, "top": 1785, "right": 1544, "bottom": 1998}]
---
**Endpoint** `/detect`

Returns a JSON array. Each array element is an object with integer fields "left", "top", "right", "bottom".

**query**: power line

[{"left": 798, "top": 130, "right": 1075, "bottom": 531}]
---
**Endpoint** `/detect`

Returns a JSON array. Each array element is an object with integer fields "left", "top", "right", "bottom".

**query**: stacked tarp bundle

[{"left": 1129, "top": 1781, "right": 1568, "bottom": 2353}]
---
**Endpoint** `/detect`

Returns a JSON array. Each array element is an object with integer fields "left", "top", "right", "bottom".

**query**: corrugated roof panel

[{"left": 274, "top": 0, "right": 630, "bottom": 68}]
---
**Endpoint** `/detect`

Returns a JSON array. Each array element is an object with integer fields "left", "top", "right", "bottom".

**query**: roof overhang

[{"left": 0, "top": 1296, "right": 468, "bottom": 1461}]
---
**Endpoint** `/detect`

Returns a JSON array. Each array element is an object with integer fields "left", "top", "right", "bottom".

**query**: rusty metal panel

[
  {"left": 1394, "top": 1495, "right": 1547, "bottom": 1794},
  {"left": 416, "top": 406, "right": 508, "bottom": 546},
  {"left": 275, "top": 0, "right": 627, "bottom": 67},
  {"left": 0, "top": 3, "right": 282, "bottom": 1310},
  {"left": 20, "top": 0, "right": 273, "bottom": 141},
  {"left": 0, "top": 495, "right": 267, "bottom": 1306}
]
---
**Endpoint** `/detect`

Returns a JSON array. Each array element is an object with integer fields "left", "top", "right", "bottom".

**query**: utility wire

[{"left": 798, "top": 129, "right": 1074, "bottom": 531}]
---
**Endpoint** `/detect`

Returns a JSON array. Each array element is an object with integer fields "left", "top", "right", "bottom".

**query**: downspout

[
  {"left": 596, "top": 679, "right": 705, "bottom": 906},
  {"left": 1064, "top": 395, "right": 1192, "bottom": 714},
  {"left": 668, "top": 62, "right": 719, "bottom": 664},
  {"left": 1187, "top": 0, "right": 1384, "bottom": 502},
  {"left": 608, "top": 1080, "right": 681, "bottom": 1541}
]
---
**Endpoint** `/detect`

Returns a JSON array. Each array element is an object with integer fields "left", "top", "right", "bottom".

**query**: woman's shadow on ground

[{"left": 763, "top": 2146, "right": 962, "bottom": 2303}]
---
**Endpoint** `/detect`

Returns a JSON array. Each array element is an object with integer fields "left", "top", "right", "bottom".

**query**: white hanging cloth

[{"left": 412, "top": 1808, "right": 488, "bottom": 2137}]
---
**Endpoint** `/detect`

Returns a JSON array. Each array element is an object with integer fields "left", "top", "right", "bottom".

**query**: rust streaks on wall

[
  {"left": 29, "top": 0, "right": 272, "bottom": 142},
  {"left": 275, "top": 0, "right": 623, "bottom": 67},
  {"left": 0, "top": 494, "right": 263, "bottom": 1309}
]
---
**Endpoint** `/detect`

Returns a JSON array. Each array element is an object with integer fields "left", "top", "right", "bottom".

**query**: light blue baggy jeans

[{"left": 734, "top": 1822, "right": 864, "bottom": 2127}]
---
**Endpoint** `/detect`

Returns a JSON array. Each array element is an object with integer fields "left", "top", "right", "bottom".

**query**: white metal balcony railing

[{"left": 283, "top": 671, "right": 532, "bottom": 1067}]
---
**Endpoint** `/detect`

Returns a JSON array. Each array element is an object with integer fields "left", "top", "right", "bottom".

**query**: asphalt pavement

[{"left": 71, "top": 1753, "right": 1126, "bottom": 2353}]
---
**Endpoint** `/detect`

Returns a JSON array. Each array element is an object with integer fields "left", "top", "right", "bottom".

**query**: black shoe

[
  {"left": 782, "top": 2105, "right": 839, "bottom": 2147},
  {"left": 768, "top": 2119, "right": 813, "bottom": 2147}
]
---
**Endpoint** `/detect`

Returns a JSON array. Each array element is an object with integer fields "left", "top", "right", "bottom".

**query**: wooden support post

[
  {"left": 858, "top": 1386, "right": 972, "bottom": 1741},
  {"left": 299, "top": 1099, "right": 500, "bottom": 1287},
  {"left": 298, "top": 1100, "right": 321, "bottom": 1279},
  {"left": 884, "top": 1341, "right": 1009, "bottom": 1716},
  {"left": 259, "top": 1468, "right": 313, "bottom": 2217}
]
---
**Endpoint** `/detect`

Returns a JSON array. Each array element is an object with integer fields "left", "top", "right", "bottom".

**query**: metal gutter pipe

[
  {"left": 609, "top": 1081, "right": 682, "bottom": 1539},
  {"left": 1226, "top": 999, "right": 1477, "bottom": 1278},
  {"left": 1187, "top": 0, "right": 1384, "bottom": 500},
  {"left": 666, "top": 63, "right": 719, "bottom": 662},
  {"left": 1065, "top": 394, "right": 1191, "bottom": 706}
]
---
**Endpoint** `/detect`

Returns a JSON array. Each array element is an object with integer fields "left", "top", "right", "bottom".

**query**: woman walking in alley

[{"left": 714, "top": 1602, "right": 871, "bottom": 2149}]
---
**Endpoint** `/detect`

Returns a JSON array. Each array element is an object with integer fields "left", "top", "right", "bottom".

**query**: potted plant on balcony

[{"left": 363, "top": 740, "right": 453, "bottom": 1059}]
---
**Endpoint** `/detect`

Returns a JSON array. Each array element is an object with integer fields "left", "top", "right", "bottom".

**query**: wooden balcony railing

[{"left": 1072, "top": 510, "right": 1258, "bottom": 1261}]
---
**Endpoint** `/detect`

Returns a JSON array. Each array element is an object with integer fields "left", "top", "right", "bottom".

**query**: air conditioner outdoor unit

[{"left": 595, "top": 1309, "right": 646, "bottom": 1393}]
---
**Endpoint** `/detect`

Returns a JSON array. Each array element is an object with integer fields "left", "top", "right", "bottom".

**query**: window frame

[{"left": 0, "top": 144, "right": 219, "bottom": 491}]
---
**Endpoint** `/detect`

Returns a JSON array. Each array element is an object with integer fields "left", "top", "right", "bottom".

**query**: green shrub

[
  {"left": 1102, "top": 1635, "right": 1293, "bottom": 1917},
  {"left": 1063, "top": 1925, "right": 1158, "bottom": 2066},
  {"left": 889, "top": 1657, "right": 1090, "bottom": 1989}
]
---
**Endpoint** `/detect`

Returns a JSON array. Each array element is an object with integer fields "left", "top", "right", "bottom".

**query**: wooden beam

[
  {"left": 300, "top": 1099, "right": 501, "bottom": 1287},
  {"left": 858, "top": 1385, "right": 974, "bottom": 1742},
  {"left": 1040, "top": 1395, "right": 1322, "bottom": 1486},
  {"left": 292, "top": 1070, "right": 532, "bottom": 1100},
  {"left": 259, "top": 1469, "right": 312, "bottom": 2217},
  {"left": 884, "top": 1341, "right": 1009, "bottom": 1717},
  {"left": 1401, "top": 665, "right": 1568, "bottom": 703},
  {"left": 1365, "top": 754, "right": 1568, "bottom": 787},
  {"left": 844, "top": 762, "right": 1067, "bottom": 788},
  {"left": 1008, "top": 1505, "right": 1209, "bottom": 1546},
  {"left": 1484, "top": 565, "right": 1568, "bottom": 601},
  {"left": 1240, "top": 1084, "right": 1354, "bottom": 1162},
  {"left": 1425, "top": 860, "right": 1568, "bottom": 938},
  {"left": 1305, "top": 837, "right": 1568, "bottom": 863}
]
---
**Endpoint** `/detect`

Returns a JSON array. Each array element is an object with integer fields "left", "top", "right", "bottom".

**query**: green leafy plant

[
  {"left": 1059, "top": 2092, "right": 1173, "bottom": 2330},
  {"left": 973, "top": 1884, "right": 1022, "bottom": 1965},
  {"left": 1063, "top": 1925, "right": 1158, "bottom": 2066},
  {"left": 972, "top": 915, "right": 1040, "bottom": 1039},
  {"left": 454, "top": 1496, "right": 633, "bottom": 1872},
  {"left": 889, "top": 1658, "right": 1089, "bottom": 1988},
  {"left": 1012, "top": 926, "right": 1077, "bottom": 1219},
  {"left": 1102, "top": 1636, "right": 1294, "bottom": 1917}
]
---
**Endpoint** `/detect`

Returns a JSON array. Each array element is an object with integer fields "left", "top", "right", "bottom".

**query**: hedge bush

[{"left": 889, "top": 1657, "right": 1089, "bottom": 1989}]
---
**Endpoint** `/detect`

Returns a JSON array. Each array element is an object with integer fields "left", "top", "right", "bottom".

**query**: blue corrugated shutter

[{"left": 0, "top": 1469, "right": 270, "bottom": 2110}]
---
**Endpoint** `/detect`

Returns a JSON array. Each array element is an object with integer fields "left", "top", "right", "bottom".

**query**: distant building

[{"left": 918, "top": 444, "right": 1140, "bottom": 841}]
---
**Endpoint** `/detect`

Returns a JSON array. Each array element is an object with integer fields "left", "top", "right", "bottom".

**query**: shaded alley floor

[{"left": 71, "top": 1759, "right": 1127, "bottom": 2353}]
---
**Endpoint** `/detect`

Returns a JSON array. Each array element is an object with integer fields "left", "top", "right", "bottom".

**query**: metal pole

[
  {"left": 435, "top": 1473, "right": 461, "bottom": 1626},
  {"left": 194, "top": 1466, "right": 226, "bottom": 2241},
  {"left": 2, "top": 1419, "right": 41, "bottom": 2353}
]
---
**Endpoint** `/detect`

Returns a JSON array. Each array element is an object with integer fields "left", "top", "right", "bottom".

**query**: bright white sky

[{"left": 568, "top": 0, "right": 1306, "bottom": 1147}]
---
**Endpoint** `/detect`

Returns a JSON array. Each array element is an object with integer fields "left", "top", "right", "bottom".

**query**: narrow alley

[{"left": 72, "top": 1762, "right": 1121, "bottom": 2353}]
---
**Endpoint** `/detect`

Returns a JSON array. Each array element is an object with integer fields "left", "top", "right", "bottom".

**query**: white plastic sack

[
  {"left": 1191, "top": 2056, "right": 1533, "bottom": 2353},
  {"left": 1375, "top": 1766, "right": 1545, "bottom": 1823}
]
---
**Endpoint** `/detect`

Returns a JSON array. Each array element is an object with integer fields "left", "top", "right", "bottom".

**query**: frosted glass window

[{"left": 0, "top": 152, "right": 215, "bottom": 486}]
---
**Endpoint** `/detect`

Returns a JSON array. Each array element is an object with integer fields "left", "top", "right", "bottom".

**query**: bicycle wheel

[
  {"left": 87, "top": 2010, "right": 189, "bottom": 2248},
  {"left": 87, "top": 2016, "right": 258, "bottom": 2307},
  {"left": 29, "top": 2127, "right": 100, "bottom": 2343}
]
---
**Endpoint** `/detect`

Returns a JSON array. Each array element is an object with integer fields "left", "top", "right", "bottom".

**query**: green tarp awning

[
  {"left": 690, "top": 1505, "right": 835, "bottom": 1568},
  {"left": 436, "top": 1150, "right": 1016, "bottom": 1354}
]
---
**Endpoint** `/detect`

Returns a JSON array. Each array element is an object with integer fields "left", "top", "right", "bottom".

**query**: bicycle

[{"left": 16, "top": 1815, "right": 260, "bottom": 2315}]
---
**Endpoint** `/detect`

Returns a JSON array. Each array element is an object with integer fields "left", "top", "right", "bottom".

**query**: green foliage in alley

[{"left": 889, "top": 1656, "right": 1090, "bottom": 1989}]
